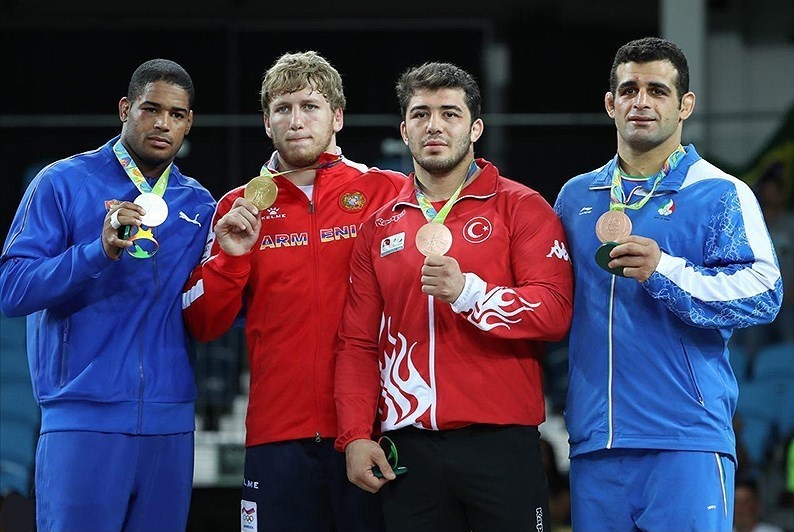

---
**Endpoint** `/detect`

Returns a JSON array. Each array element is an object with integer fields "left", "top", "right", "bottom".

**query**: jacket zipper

[
  {"left": 309, "top": 187, "right": 322, "bottom": 441},
  {"left": 606, "top": 275, "right": 616, "bottom": 449}
]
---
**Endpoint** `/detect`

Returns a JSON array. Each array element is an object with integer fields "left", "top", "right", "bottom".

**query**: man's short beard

[{"left": 415, "top": 148, "right": 469, "bottom": 175}]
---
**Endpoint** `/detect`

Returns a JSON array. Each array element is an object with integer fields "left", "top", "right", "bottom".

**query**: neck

[
  {"left": 618, "top": 138, "right": 682, "bottom": 177},
  {"left": 121, "top": 139, "right": 169, "bottom": 179},
  {"left": 415, "top": 158, "right": 478, "bottom": 201},
  {"left": 282, "top": 168, "right": 318, "bottom": 187},
  {"left": 276, "top": 142, "right": 338, "bottom": 186}
]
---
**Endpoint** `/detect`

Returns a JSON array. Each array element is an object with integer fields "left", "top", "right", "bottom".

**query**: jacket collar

[
  {"left": 393, "top": 157, "right": 498, "bottom": 210},
  {"left": 588, "top": 144, "right": 700, "bottom": 193},
  {"left": 265, "top": 147, "right": 345, "bottom": 175}
]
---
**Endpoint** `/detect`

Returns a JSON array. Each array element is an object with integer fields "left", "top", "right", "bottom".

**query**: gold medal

[
  {"left": 595, "top": 210, "right": 632, "bottom": 243},
  {"left": 245, "top": 176, "right": 278, "bottom": 210},
  {"left": 415, "top": 223, "right": 453, "bottom": 256}
]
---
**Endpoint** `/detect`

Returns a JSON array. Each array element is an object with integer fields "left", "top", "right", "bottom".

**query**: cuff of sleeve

[
  {"left": 641, "top": 251, "right": 679, "bottom": 291},
  {"left": 451, "top": 272, "right": 487, "bottom": 313},
  {"left": 654, "top": 251, "right": 679, "bottom": 277},
  {"left": 335, "top": 428, "right": 373, "bottom": 452},
  {"left": 210, "top": 249, "right": 253, "bottom": 276},
  {"left": 91, "top": 239, "right": 119, "bottom": 270}
]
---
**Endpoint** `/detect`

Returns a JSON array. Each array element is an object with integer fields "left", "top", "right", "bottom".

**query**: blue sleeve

[
  {"left": 642, "top": 184, "right": 782, "bottom": 329},
  {"left": 0, "top": 171, "right": 113, "bottom": 317}
]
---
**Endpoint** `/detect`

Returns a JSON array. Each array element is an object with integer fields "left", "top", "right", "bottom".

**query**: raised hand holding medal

[
  {"left": 413, "top": 160, "right": 477, "bottom": 257},
  {"left": 112, "top": 140, "right": 172, "bottom": 259},
  {"left": 594, "top": 146, "right": 685, "bottom": 276}
]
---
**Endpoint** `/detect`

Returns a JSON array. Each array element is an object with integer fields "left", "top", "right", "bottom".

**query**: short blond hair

[{"left": 260, "top": 51, "right": 346, "bottom": 116}]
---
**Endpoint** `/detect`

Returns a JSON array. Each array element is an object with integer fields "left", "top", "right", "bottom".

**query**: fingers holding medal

[
  {"left": 104, "top": 200, "right": 145, "bottom": 258},
  {"left": 594, "top": 210, "right": 632, "bottom": 277}
]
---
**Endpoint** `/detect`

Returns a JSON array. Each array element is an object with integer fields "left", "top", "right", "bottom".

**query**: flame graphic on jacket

[
  {"left": 379, "top": 316, "right": 433, "bottom": 430},
  {"left": 465, "top": 287, "right": 541, "bottom": 331}
]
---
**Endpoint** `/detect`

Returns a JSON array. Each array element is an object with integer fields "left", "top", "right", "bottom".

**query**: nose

[
  {"left": 289, "top": 108, "right": 304, "bottom": 130},
  {"left": 633, "top": 89, "right": 651, "bottom": 109},
  {"left": 154, "top": 111, "right": 171, "bottom": 131},
  {"left": 426, "top": 112, "right": 442, "bottom": 134}
]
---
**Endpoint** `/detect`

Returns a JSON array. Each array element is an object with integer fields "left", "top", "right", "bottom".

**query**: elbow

[
  {"left": 0, "top": 284, "right": 26, "bottom": 317},
  {"left": 187, "top": 323, "right": 218, "bottom": 343},
  {"left": 0, "top": 300, "right": 25, "bottom": 318}
]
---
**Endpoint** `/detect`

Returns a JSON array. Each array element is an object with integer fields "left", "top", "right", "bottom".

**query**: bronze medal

[
  {"left": 415, "top": 223, "right": 453, "bottom": 256},
  {"left": 245, "top": 176, "right": 278, "bottom": 210},
  {"left": 595, "top": 210, "right": 632, "bottom": 243}
]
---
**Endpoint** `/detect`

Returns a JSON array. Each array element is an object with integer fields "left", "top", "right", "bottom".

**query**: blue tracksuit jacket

[
  {"left": 554, "top": 145, "right": 782, "bottom": 461},
  {"left": 0, "top": 136, "right": 216, "bottom": 436}
]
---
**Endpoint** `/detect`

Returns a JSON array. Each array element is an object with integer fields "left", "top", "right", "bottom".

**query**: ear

[
  {"left": 185, "top": 110, "right": 193, "bottom": 136},
  {"left": 400, "top": 121, "right": 408, "bottom": 145},
  {"left": 263, "top": 114, "right": 273, "bottom": 139},
  {"left": 332, "top": 107, "right": 344, "bottom": 133},
  {"left": 469, "top": 118, "right": 484, "bottom": 143},
  {"left": 604, "top": 91, "right": 616, "bottom": 119},
  {"left": 119, "top": 97, "right": 130, "bottom": 123},
  {"left": 679, "top": 92, "right": 696, "bottom": 121}
]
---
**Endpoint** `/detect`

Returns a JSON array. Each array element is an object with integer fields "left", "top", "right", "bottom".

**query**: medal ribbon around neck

[
  {"left": 608, "top": 144, "right": 685, "bottom": 213},
  {"left": 245, "top": 155, "right": 344, "bottom": 210},
  {"left": 413, "top": 160, "right": 478, "bottom": 256},
  {"left": 414, "top": 160, "right": 478, "bottom": 223},
  {"left": 112, "top": 140, "right": 172, "bottom": 259}
]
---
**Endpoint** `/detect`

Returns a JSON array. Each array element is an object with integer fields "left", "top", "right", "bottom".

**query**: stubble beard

[
  {"left": 274, "top": 128, "right": 334, "bottom": 169},
  {"left": 412, "top": 138, "right": 471, "bottom": 175}
]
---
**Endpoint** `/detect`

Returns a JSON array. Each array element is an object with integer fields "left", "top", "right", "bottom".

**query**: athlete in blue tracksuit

[
  {"left": 0, "top": 59, "right": 215, "bottom": 531},
  {"left": 554, "top": 38, "right": 782, "bottom": 532}
]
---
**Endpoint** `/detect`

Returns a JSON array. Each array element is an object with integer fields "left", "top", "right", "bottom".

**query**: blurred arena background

[{"left": 1, "top": 0, "right": 793, "bottom": 530}]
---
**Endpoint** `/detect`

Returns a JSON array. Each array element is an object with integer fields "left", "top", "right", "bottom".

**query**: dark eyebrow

[
  {"left": 408, "top": 104, "right": 464, "bottom": 113},
  {"left": 139, "top": 100, "right": 190, "bottom": 114},
  {"left": 617, "top": 80, "right": 671, "bottom": 93}
]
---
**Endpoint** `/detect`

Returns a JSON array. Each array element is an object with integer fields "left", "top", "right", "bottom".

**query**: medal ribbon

[
  {"left": 608, "top": 145, "right": 685, "bottom": 212},
  {"left": 112, "top": 140, "right": 170, "bottom": 259},
  {"left": 414, "top": 160, "right": 478, "bottom": 224},
  {"left": 113, "top": 139, "right": 171, "bottom": 197},
  {"left": 259, "top": 155, "right": 343, "bottom": 179}
]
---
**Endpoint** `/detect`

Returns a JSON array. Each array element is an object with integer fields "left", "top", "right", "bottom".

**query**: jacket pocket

[
  {"left": 58, "top": 318, "right": 71, "bottom": 388},
  {"left": 680, "top": 339, "right": 705, "bottom": 406}
]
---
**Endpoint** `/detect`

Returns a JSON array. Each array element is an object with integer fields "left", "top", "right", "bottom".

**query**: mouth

[
  {"left": 627, "top": 116, "right": 655, "bottom": 124},
  {"left": 147, "top": 135, "right": 172, "bottom": 148},
  {"left": 423, "top": 139, "right": 447, "bottom": 148}
]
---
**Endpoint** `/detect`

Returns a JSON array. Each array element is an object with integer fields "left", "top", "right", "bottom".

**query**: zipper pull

[
  {"left": 308, "top": 200, "right": 314, "bottom": 214},
  {"left": 315, "top": 432, "right": 321, "bottom": 443}
]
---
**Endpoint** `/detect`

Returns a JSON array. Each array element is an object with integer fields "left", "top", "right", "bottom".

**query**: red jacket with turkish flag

[
  {"left": 182, "top": 151, "right": 406, "bottom": 447},
  {"left": 334, "top": 158, "right": 573, "bottom": 451}
]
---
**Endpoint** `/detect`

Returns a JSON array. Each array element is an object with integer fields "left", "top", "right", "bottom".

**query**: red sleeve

[
  {"left": 182, "top": 191, "right": 252, "bottom": 342},
  {"left": 333, "top": 219, "right": 383, "bottom": 451},
  {"left": 452, "top": 192, "right": 573, "bottom": 342}
]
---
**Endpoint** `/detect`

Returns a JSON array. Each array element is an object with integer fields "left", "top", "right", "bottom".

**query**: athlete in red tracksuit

[
  {"left": 335, "top": 158, "right": 572, "bottom": 442},
  {"left": 182, "top": 51, "right": 406, "bottom": 532},
  {"left": 335, "top": 62, "right": 574, "bottom": 532},
  {"left": 182, "top": 152, "right": 404, "bottom": 523},
  {"left": 184, "top": 151, "right": 403, "bottom": 443}
]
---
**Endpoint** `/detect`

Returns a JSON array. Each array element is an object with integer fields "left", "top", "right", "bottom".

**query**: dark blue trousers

[{"left": 241, "top": 438, "right": 384, "bottom": 532}]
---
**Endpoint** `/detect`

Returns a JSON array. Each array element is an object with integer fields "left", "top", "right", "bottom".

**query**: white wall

[{"left": 703, "top": 32, "right": 794, "bottom": 168}]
